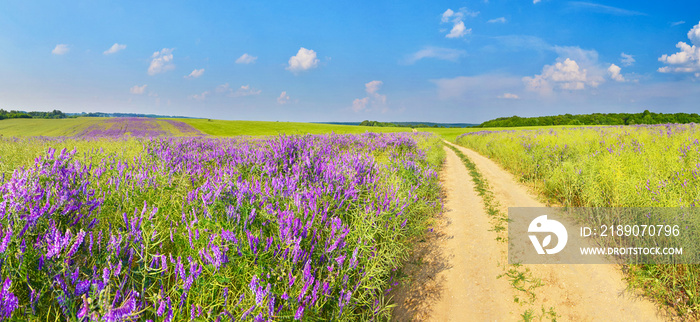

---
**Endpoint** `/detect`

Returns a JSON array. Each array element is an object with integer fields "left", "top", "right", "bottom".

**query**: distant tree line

[
  {"left": 359, "top": 120, "right": 399, "bottom": 127},
  {"left": 0, "top": 110, "right": 195, "bottom": 120},
  {"left": 0, "top": 109, "right": 70, "bottom": 120},
  {"left": 477, "top": 111, "right": 700, "bottom": 127}
]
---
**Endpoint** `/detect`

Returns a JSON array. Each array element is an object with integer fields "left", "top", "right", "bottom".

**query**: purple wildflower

[
  {"left": 157, "top": 299, "right": 166, "bottom": 316},
  {"left": 0, "top": 278, "right": 18, "bottom": 319},
  {"left": 75, "top": 280, "right": 91, "bottom": 297},
  {"left": 0, "top": 227, "right": 12, "bottom": 253},
  {"left": 294, "top": 306, "right": 304, "bottom": 320},
  {"left": 106, "top": 295, "right": 137, "bottom": 321},
  {"left": 164, "top": 297, "right": 173, "bottom": 322},
  {"left": 241, "top": 305, "right": 255, "bottom": 321},
  {"left": 67, "top": 230, "right": 86, "bottom": 257}
]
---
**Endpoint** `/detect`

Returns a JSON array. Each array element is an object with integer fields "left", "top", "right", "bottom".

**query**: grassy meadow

[
  {"left": 0, "top": 118, "right": 414, "bottom": 139},
  {"left": 172, "top": 119, "right": 411, "bottom": 136},
  {"left": 0, "top": 118, "right": 104, "bottom": 137},
  {"left": 421, "top": 124, "right": 606, "bottom": 142},
  {"left": 455, "top": 124, "right": 700, "bottom": 317}
]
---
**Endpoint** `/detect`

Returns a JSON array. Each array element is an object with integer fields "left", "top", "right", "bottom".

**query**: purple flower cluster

[
  {"left": 0, "top": 132, "right": 441, "bottom": 320},
  {"left": 76, "top": 118, "right": 203, "bottom": 138},
  {"left": 0, "top": 279, "right": 17, "bottom": 319}
]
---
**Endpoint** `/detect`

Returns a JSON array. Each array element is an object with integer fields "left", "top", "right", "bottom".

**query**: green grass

[
  {"left": 0, "top": 118, "right": 414, "bottom": 137},
  {"left": 419, "top": 128, "right": 482, "bottom": 142},
  {"left": 0, "top": 117, "right": 612, "bottom": 140},
  {"left": 177, "top": 119, "right": 412, "bottom": 136},
  {"left": 422, "top": 125, "right": 607, "bottom": 142},
  {"left": 0, "top": 137, "right": 144, "bottom": 178},
  {"left": 0, "top": 118, "right": 103, "bottom": 137}
]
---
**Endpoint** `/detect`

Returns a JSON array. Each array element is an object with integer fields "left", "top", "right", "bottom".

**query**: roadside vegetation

[{"left": 455, "top": 124, "right": 700, "bottom": 317}]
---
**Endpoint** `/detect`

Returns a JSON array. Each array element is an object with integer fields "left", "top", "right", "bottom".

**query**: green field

[
  {"left": 0, "top": 117, "right": 416, "bottom": 138},
  {"left": 176, "top": 119, "right": 411, "bottom": 136},
  {"left": 0, "top": 117, "right": 598, "bottom": 141},
  {"left": 422, "top": 124, "right": 607, "bottom": 142},
  {"left": 0, "top": 118, "right": 103, "bottom": 137}
]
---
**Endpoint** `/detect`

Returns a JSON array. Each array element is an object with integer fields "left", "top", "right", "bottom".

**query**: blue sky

[{"left": 1, "top": 1, "right": 699, "bottom": 123}]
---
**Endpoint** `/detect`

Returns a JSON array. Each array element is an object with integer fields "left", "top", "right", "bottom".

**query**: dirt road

[{"left": 391, "top": 143, "right": 668, "bottom": 321}]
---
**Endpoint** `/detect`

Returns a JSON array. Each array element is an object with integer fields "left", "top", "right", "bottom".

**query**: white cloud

[
  {"left": 608, "top": 64, "right": 625, "bottom": 82},
  {"left": 217, "top": 83, "right": 261, "bottom": 97},
  {"left": 567, "top": 2, "right": 645, "bottom": 16},
  {"left": 658, "top": 21, "right": 700, "bottom": 75},
  {"left": 498, "top": 93, "right": 520, "bottom": 99},
  {"left": 189, "top": 91, "right": 210, "bottom": 101},
  {"left": 487, "top": 17, "right": 507, "bottom": 23},
  {"left": 215, "top": 83, "right": 231, "bottom": 94},
  {"left": 404, "top": 46, "right": 466, "bottom": 64},
  {"left": 457, "top": 7, "right": 479, "bottom": 19},
  {"left": 190, "top": 83, "right": 261, "bottom": 100},
  {"left": 185, "top": 69, "right": 205, "bottom": 79},
  {"left": 277, "top": 91, "right": 290, "bottom": 104},
  {"left": 671, "top": 21, "right": 686, "bottom": 27},
  {"left": 52, "top": 44, "right": 69, "bottom": 55},
  {"left": 235, "top": 53, "right": 257, "bottom": 64},
  {"left": 365, "top": 80, "right": 383, "bottom": 95},
  {"left": 524, "top": 46, "right": 612, "bottom": 94},
  {"left": 353, "top": 80, "right": 386, "bottom": 112},
  {"left": 552, "top": 46, "right": 600, "bottom": 66},
  {"left": 447, "top": 21, "right": 471, "bottom": 38},
  {"left": 689, "top": 22, "right": 700, "bottom": 45},
  {"left": 129, "top": 84, "right": 147, "bottom": 94},
  {"left": 620, "top": 52, "right": 635, "bottom": 66},
  {"left": 524, "top": 58, "right": 601, "bottom": 93},
  {"left": 287, "top": 47, "right": 319, "bottom": 73},
  {"left": 352, "top": 97, "right": 370, "bottom": 112},
  {"left": 148, "top": 48, "right": 175, "bottom": 76},
  {"left": 230, "top": 85, "right": 261, "bottom": 97},
  {"left": 441, "top": 9, "right": 455, "bottom": 23},
  {"left": 103, "top": 43, "right": 126, "bottom": 55},
  {"left": 533, "top": 0, "right": 541, "bottom": 3},
  {"left": 441, "top": 8, "right": 476, "bottom": 39}
]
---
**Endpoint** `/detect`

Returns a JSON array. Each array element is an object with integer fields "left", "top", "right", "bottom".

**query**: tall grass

[{"left": 455, "top": 124, "right": 700, "bottom": 317}]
